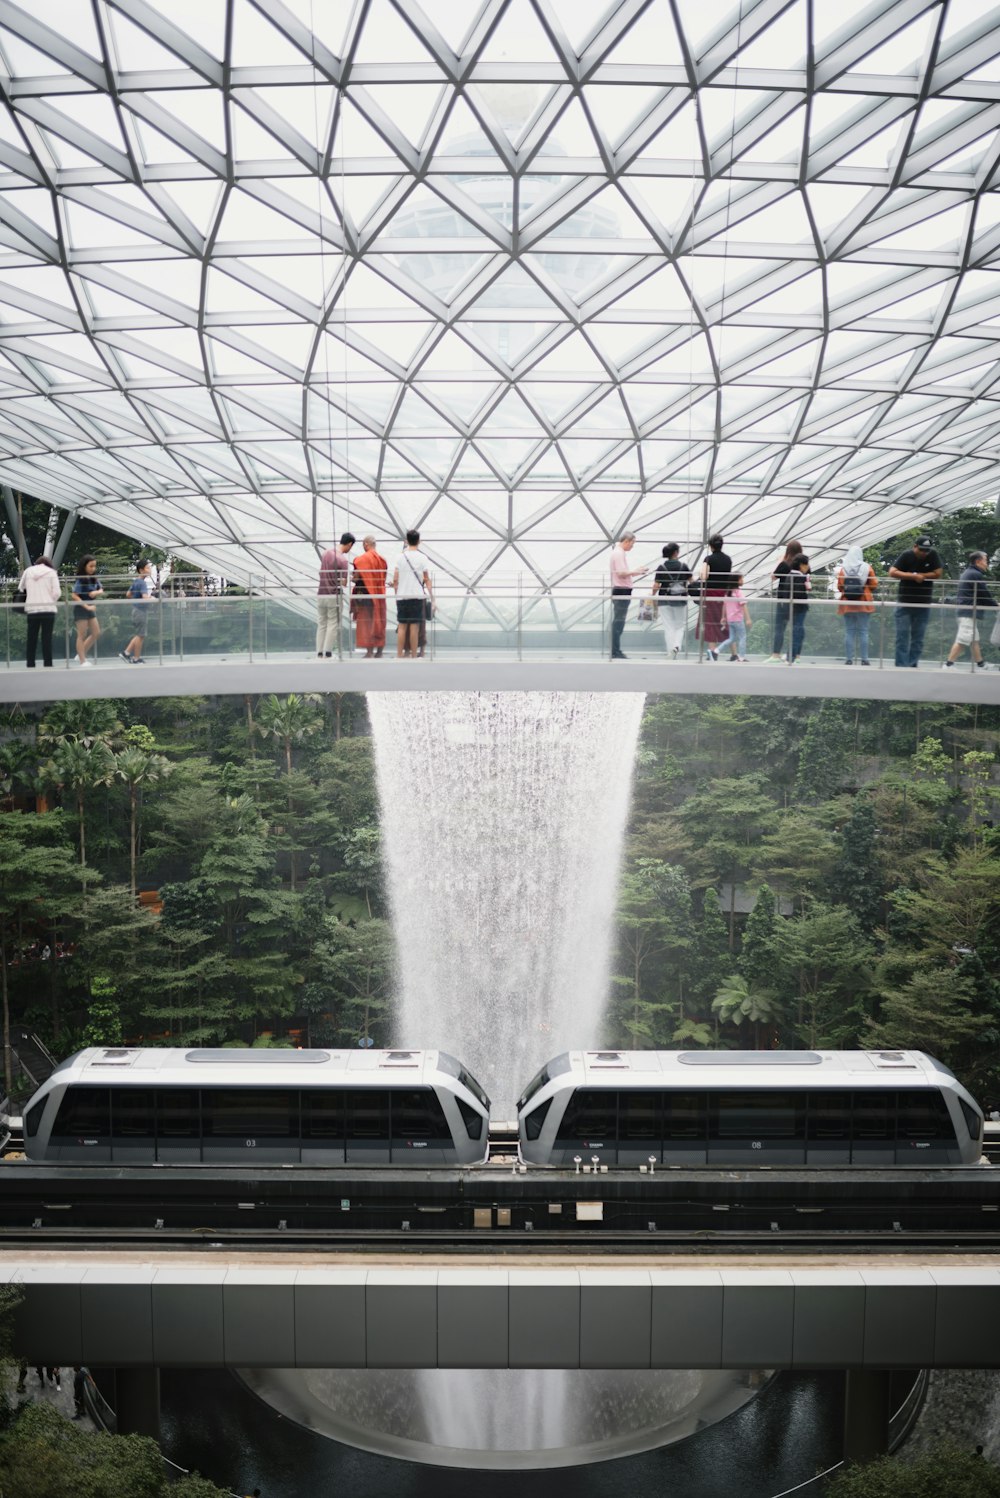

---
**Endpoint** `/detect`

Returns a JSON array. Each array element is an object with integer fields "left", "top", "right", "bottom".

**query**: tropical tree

[
  {"left": 116, "top": 745, "right": 173, "bottom": 898},
  {"left": 39, "top": 739, "right": 117, "bottom": 893},
  {"left": 712, "top": 974, "right": 785, "bottom": 1049},
  {"left": 0, "top": 813, "right": 78, "bottom": 1095},
  {"left": 826, "top": 1440, "right": 1000, "bottom": 1498},
  {"left": 255, "top": 692, "right": 324, "bottom": 889},
  {"left": 37, "top": 698, "right": 122, "bottom": 749},
  {"left": 610, "top": 860, "right": 693, "bottom": 1045}
]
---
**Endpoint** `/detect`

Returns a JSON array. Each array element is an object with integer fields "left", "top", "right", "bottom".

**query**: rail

[{"left": 1, "top": 573, "right": 997, "bottom": 673}]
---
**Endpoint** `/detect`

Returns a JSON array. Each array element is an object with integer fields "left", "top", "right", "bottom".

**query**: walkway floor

[{"left": 5, "top": 1363, "right": 95, "bottom": 1429}]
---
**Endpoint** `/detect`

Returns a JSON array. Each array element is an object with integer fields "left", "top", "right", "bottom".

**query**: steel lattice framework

[{"left": 0, "top": 0, "right": 998, "bottom": 591}]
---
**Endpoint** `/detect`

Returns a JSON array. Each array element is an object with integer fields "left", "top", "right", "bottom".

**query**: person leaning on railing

[{"left": 889, "top": 535, "right": 942, "bottom": 668}]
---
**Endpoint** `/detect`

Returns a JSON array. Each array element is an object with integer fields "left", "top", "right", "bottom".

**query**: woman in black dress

[{"left": 696, "top": 535, "right": 734, "bottom": 656}]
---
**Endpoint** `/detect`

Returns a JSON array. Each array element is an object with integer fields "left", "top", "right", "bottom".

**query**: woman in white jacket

[{"left": 18, "top": 555, "right": 61, "bottom": 667}]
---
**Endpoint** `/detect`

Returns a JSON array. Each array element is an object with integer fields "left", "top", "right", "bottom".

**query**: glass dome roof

[{"left": 0, "top": 0, "right": 997, "bottom": 590}]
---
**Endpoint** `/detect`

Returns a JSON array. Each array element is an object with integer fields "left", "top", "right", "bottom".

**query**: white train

[
  {"left": 22, "top": 1047, "right": 491, "bottom": 1166},
  {"left": 517, "top": 1050, "right": 985, "bottom": 1167}
]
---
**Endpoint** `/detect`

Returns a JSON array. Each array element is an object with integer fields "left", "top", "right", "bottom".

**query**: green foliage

[
  {"left": 826, "top": 1441, "right": 1000, "bottom": 1498},
  {"left": 0, "top": 1400, "right": 231, "bottom": 1498}
]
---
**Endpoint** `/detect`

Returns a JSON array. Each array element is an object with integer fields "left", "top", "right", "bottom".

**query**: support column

[
  {"left": 113, "top": 1367, "right": 160, "bottom": 1441},
  {"left": 1, "top": 486, "right": 28, "bottom": 568},
  {"left": 843, "top": 1368, "right": 891, "bottom": 1464},
  {"left": 49, "top": 510, "right": 78, "bottom": 569}
]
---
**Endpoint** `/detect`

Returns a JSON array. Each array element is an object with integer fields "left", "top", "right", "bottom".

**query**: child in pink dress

[{"left": 713, "top": 575, "right": 752, "bottom": 661}]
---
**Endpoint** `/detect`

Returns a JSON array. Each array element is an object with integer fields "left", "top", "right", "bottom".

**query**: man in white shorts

[{"left": 942, "top": 551, "right": 996, "bottom": 670}]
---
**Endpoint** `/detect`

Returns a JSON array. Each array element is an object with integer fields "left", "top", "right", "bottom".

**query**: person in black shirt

[
  {"left": 767, "top": 539, "right": 803, "bottom": 660},
  {"left": 889, "top": 535, "right": 942, "bottom": 667},
  {"left": 942, "top": 551, "right": 997, "bottom": 670},
  {"left": 650, "top": 543, "right": 692, "bottom": 657},
  {"left": 696, "top": 534, "right": 733, "bottom": 654},
  {"left": 788, "top": 553, "right": 811, "bottom": 661}
]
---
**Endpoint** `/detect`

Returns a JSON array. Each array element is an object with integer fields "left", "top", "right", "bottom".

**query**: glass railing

[{"left": 1, "top": 574, "right": 997, "bottom": 672}]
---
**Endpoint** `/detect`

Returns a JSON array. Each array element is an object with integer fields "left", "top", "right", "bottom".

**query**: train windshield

[
  {"left": 516, "top": 1053, "right": 572, "bottom": 1112},
  {"left": 437, "top": 1053, "right": 490, "bottom": 1112}
]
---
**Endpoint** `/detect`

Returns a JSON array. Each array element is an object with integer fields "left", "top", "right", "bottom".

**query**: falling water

[
  {"left": 245, "top": 689, "right": 756, "bottom": 1466},
  {"left": 367, "top": 690, "right": 646, "bottom": 1111}
]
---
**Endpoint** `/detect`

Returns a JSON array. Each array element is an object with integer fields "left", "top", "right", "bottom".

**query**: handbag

[
  {"left": 12, "top": 588, "right": 25, "bottom": 615},
  {"left": 637, "top": 600, "right": 654, "bottom": 622}
]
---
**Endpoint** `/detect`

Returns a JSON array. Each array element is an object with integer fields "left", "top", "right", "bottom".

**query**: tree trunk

[
  {"left": 77, "top": 790, "right": 87, "bottom": 896},
  {"left": 1, "top": 920, "right": 11, "bottom": 1099},
  {"left": 130, "top": 786, "right": 137, "bottom": 900}
]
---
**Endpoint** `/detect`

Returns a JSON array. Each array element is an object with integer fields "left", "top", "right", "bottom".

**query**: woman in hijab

[{"left": 836, "top": 544, "right": 877, "bottom": 664}]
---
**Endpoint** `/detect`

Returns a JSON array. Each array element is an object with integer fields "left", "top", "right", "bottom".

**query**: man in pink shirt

[
  {"left": 317, "top": 531, "right": 355, "bottom": 657},
  {"left": 610, "top": 532, "right": 647, "bottom": 658}
]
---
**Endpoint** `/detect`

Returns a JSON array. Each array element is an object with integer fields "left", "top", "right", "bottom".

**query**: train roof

[
  {"left": 567, "top": 1049, "right": 954, "bottom": 1088},
  {"left": 47, "top": 1047, "right": 455, "bottom": 1089}
]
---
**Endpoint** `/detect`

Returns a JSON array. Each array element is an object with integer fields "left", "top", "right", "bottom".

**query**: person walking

[
  {"left": 788, "top": 553, "right": 811, "bottom": 661},
  {"left": 889, "top": 534, "right": 942, "bottom": 667},
  {"left": 316, "top": 532, "right": 355, "bottom": 658},
  {"left": 696, "top": 534, "right": 734, "bottom": 658},
  {"left": 650, "top": 543, "right": 691, "bottom": 658},
  {"left": 609, "top": 532, "right": 647, "bottom": 658},
  {"left": 392, "top": 529, "right": 433, "bottom": 659},
  {"left": 767, "top": 539, "right": 803, "bottom": 660},
  {"left": 351, "top": 536, "right": 388, "bottom": 658},
  {"left": 836, "top": 545, "right": 877, "bottom": 664},
  {"left": 120, "top": 560, "right": 154, "bottom": 663},
  {"left": 72, "top": 554, "right": 102, "bottom": 666},
  {"left": 717, "top": 573, "right": 752, "bottom": 661},
  {"left": 72, "top": 1365, "right": 89, "bottom": 1418},
  {"left": 18, "top": 554, "right": 60, "bottom": 668},
  {"left": 942, "top": 551, "right": 997, "bottom": 670}
]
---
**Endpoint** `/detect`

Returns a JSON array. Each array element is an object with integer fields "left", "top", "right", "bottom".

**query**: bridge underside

[
  {"left": 4, "top": 1255, "right": 1000, "bottom": 1371},
  {"left": 0, "top": 659, "right": 996, "bottom": 704}
]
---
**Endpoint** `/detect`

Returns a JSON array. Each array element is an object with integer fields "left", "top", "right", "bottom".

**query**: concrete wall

[{"left": 4, "top": 1260, "right": 1000, "bottom": 1370}]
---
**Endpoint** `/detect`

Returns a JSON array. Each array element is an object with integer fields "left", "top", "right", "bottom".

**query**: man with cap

[
  {"left": 316, "top": 531, "right": 355, "bottom": 658},
  {"left": 888, "top": 534, "right": 942, "bottom": 668}
]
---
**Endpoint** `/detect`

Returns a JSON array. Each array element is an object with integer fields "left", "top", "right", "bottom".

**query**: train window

[
  {"left": 302, "top": 1089, "right": 345, "bottom": 1140},
  {"left": 346, "top": 1089, "right": 390, "bottom": 1139},
  {"left": 202, "top": 1089, "right": 297, "bottom": 1137},
  {"left": 156, "top": 1089, "right": 199, "bottom": 1138},
  {"left": 807, "top": 1092, "right": 851, "bottom": 1140},
  {"left": 554, "top": 1088, "right": 617, "bottom": 1142},
  {"left": 456, "top": 1096, "right": 485, "bottom": 1140},
  {"left": 896, "top": 1090, "right": 954, "bottom": 1141},
  {"left": 52, "top": 1087, "right": 109, "bottom": 1138},
  {"left": 112, "top": 1089, "right": 155, "bottom": 1138},
  {"left": 392, "top": 1088, "right": 451, "bottom": 1139},
  {"left": 959, "top": 1097, "right": 983, "bottom": 1141},
  {"left": 663, "top": 1092, "right": 706, "bottom": 1139},
  {"left": 714, "top": 1091, "right": 805, "bottom": 1139},
  {"left": 24, "top": 1098, "right": 45, "bottom": 1138},
  {"left": 523, "top": 1097, "right": 551, "bottom": 1141},
  {"left": 853, "top": 1091, "right": 893, "bottom": 1139},
  {"left": 437, "top": 1053, "right": 491, "bottom": 1112},
  {"left": 516, "top": 1054, "right": 572, "bottom": 1111},
  {"left": 619, "top": 1092, "right": 663, "bottom": 1142}
]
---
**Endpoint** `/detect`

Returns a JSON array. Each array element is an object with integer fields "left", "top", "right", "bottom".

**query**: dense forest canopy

[{"left": 0, "top": 684, "right": 997, "bottom": 1110}]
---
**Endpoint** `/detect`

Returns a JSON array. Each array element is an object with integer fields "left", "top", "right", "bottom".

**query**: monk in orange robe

[{"left": 351, "top": 535, "right": 388, "bottom": 656}]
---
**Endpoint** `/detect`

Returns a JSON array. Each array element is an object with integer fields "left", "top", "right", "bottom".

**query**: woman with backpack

[
  {"left": 650, "top": 543, "right": 692, "bottom": 657},
  {"left": 836, "top": 545, "right": 877, "bottom": 664}
]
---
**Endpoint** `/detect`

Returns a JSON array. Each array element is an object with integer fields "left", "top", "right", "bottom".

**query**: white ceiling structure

[{"left": 0, "top": 0, "right": 998, "bottom": 593}]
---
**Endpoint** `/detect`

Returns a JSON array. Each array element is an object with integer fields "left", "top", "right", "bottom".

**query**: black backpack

[{"left": 842, "top": 565, "right": 867, "bottom": 602}]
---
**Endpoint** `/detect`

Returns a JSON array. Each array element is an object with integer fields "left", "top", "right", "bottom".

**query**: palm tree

[
  {"left": 40, "top": 740, "right": 117, "bottom": 893},
  {"left": 255, "top": 694, "right": 323, "bottom": 890},
  {"left": 116, "top": 747, "right": 173, "bottom": 899},
  {"left": 37, "top": 700, "right": 122, "bottom": 750}
]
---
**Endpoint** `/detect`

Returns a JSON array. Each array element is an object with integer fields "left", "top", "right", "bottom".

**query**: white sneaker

[
  {"left": 941, "top": 661, "right": 953, "bottom": 670},
  {"left": 77, "top": 658, "right": 93, "bottom": 668}
]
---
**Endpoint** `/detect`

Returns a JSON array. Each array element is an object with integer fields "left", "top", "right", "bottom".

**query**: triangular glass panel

[
  {"left": 418, "top": 328, "right": 501, "bottom": 377},
  {"left": 352, "top": 0, "right": 442, "bottom": 66},
  {"left": 337, "top": 94, "right": 409, "bottom": 161},
  {"left": 469, "top": 320, "right": 554, "bottom": 367},
  {"left": 230, "top": 100, "right": 301, "bottom": 164},
  {"left": 847, "top": 13, "right": 934, "bottom": 76},
  {"left": 598, "top": 4, "right": 685, "bottom": 68},
  {"left": 430, "top": 95, "right": 507, "bottom": 168},
  {"left": 469, "top": 83, "right": 550, "bottom": 150},
  {"left": 107, "top": 8, "right": 184, "bottom": 71},
  {"left": 146, "top": 91, "right": 227, "bottom": 154},
  {"left": 730, "top": 3, "right": 807, "bottom": 69},
  {"left": 409, "top": 0, "right": 477, "bottom": 54},
  {"left": 231, "top": 0, "right": 308, "bottom": 67},
  {"left": 475, "top": 0, "right": 566, "bottom": 66},
  {"left": 362, "top": 84, "right": 447, "bottom": 153},
  {"left": 481, "top": 388, "right": 552, "bottom": 436}
]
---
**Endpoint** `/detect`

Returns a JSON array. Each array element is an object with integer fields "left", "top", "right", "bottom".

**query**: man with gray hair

[
  {"left": 942, "top": 550, "right": 996, "bottom": 670},
  {"left": 609, "top": 531, "right": 647, "bottom": 659}
]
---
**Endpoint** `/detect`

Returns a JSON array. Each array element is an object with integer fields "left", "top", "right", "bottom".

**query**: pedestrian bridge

[
  {"left": 1, "top": 585, "right": 996, "bottom": 702},
  {"left": 5, "top": 1252, "right": 1000, "bottom": 1371},
  {"left": 0, "top": 655, "right": 995, "bottom": 705}
]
